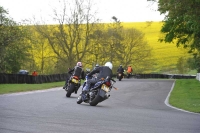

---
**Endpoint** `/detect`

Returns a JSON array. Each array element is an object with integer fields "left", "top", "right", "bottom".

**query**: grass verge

[
  {"left": 0, "top": 81, "right": 65, "bottom": 94},
  {"left": 169, "top": 79, "right": 200, "bottom": 113}
]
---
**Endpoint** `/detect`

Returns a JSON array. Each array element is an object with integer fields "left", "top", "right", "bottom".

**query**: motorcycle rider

[
  {"left": 127, "top": 65, "right": 133, "bottom": 73},
  {"left": 63, "top": 62, "right": 85, "bottom": 93},
  {"left": 117, "top": 65, "right": 124, "bottom": 78},
  {"left": 93, "top": 64, "right": 100, "bottom": 79},
  {"left": 94, "top": 64, "right": 99, "bottom": 69},
  {"left": 127, "top": 65, "right": 133, "bottom": 78},
  {"left": 81, "top": 62, "right": 113, "bottom": 101}
]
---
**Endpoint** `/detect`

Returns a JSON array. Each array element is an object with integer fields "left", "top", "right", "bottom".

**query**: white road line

[{"left": 164, "top": 80, "right": 200, "bottom": 115}]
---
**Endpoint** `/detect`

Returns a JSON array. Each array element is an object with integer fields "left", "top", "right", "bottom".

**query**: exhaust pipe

[{"left": 105, "top": 94, "right": 110, "bottom": 99}]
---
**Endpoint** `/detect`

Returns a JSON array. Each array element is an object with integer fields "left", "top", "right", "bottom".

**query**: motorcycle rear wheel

[
  {"left": 66, "top": 83, "right": 75, "bottom": 97},
  {"left": 89, "top": 95, "right": 103, "bottom": 106}
]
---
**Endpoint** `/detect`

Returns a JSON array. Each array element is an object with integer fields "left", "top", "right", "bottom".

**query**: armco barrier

[
  {"left": 0, "top": 73, "right": 68, "bottom": 84},
  {"left": 127, "top": 74, "right": 196, "bottom": 79},
  {"left": 0, "top": 73, "right": 196, "bottom": 84}
]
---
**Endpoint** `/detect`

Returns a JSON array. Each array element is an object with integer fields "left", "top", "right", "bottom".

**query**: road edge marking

[{"left": 164, "top": 80, "right": 200, "bottom": 115}]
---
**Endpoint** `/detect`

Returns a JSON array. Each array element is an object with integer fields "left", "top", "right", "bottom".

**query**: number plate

[
  {"left": 72, "top": 78, "right": 79, "bottom": 83},
  {"left": 101, "top": 84, "right": 109, "bottom": 92}
]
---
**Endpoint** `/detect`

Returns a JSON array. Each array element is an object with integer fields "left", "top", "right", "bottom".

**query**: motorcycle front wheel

[{"left": 77, "top": 95, "right": 83, "bottom": 104}]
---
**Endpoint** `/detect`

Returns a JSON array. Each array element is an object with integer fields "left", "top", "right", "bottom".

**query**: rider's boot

[
  {"left": 63, "top": 82, "right": 69, "bottom": 90},
  {"left": 63, "top": 84, "right": 66, "bottom": 89},
  {"left": 63, "top": 80, "right": 69, "bottom": 89},
  {"left": 82, "top": 91, "right": 89, "bottom": 102},
  {"left": 75, "top": 84, "right": 81, "bottom": 94},
  {"left": 74, "top": 90, "right": 77, "bottom": 94}
]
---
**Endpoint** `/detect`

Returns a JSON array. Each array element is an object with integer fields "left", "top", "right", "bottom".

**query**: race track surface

[{"left": 0, "top": 79, "right": 200, "bottom": 133}]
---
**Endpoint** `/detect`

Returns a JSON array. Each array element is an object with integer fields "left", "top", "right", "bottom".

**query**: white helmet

[{"left": 104, "top": 62, "right": 113, "bottom": 70}]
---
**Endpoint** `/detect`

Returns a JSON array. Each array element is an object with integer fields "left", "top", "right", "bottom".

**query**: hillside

[
  {"left": 122, "top": 22, "right": 192, "bottom": 73},
  {"left": 26, "top": 22, "right": 193, "bottom": 74}
]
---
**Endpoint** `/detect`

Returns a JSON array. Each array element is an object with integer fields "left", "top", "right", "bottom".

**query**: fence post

[{"left": 196, "top": 73, "right": 200, "bottom": 81}]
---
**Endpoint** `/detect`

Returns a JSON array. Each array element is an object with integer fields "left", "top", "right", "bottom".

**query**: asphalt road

[{"left": 0, "top": 79, "right": 200, "bottom": 133}]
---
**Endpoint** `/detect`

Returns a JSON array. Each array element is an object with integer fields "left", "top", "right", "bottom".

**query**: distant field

[
  {"left": 28, "top": 22, "right": 193, "bottom": 74},
  {"left": 122, "top": 22, "right": 192, "bottom": 73}
]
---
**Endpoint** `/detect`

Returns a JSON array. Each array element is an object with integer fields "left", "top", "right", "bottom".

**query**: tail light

[
  {"left": 105, "top": 81, "right": 111, "bottom": 87},
  {"left": 73, "top": 76, "right": 79, "bottom": 80}
]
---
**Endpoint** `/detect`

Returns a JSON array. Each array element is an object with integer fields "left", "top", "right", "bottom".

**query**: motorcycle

[
  {"left": 117, "top": 72, "right": 123, "bottom": 81},
  {"left": 77, "top": 76, "right": 116, "bottom": 106},
  {"left": 65, "top": 75, "right": 81, "bottom": 97},
  {"left": 127, "top": 72, "right": 132, "bottom": 78}
]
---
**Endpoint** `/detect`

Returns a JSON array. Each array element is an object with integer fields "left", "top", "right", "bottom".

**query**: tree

[
  {"left": 0, "top": 6, "right": 30, "bottom": 73},
  {"left": 107, "top": 16, "right": 124, "bottom": 63},
  {"left": 88, "top": 27, "right": 105, "bottom": 67},
  {"left": 123, "top": 28, "right": 153, "bottom": 72},
  {"left": 32, "top": 0, "right": 99, "bottom": 70},
  {"left": 176, "top": 57, "right": 188, "bottom": 74},
  {"left": 89, "top": 18, "right": 153, "bottom": 73},
  {"left": 147, "top": 0, "right": 200, "bottom": 72},
  {"left": 27, "top": 26, "right": 58, "bottom": 74}
]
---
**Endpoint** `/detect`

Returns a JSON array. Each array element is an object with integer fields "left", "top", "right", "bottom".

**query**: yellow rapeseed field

[
  {"left": 29, "top": 22, "right": 192, "bottom": 74},
  {"left": 122, "top": 21, "right": 192, "bottom": 73}
]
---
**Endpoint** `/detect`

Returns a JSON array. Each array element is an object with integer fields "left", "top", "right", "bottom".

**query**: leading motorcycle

[
  {"left": 65, "top": 75, "right": 81, "bottom": 97},
  {"left": 127, "top": 72, "right": 132, "bottom": 78},
  {"left": 77, "top": 76, "right": 116, "bottom": 106}
]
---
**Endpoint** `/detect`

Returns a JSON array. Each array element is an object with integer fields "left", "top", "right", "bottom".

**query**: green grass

[
  {"left": 186, "top": 70, "right": 197, "bottom": 75},
  {"left": 170, "top": 79, "right": 200, "bottom": 113},
  {"left": 0, "top": 81, "right": 65, "bottom": 94}
]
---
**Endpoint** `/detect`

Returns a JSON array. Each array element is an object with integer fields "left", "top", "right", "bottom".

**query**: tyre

[
  {"left": 119, "top": 76, "right": 122, "bottom": 81},
  {"left": 77, "top": 95, "right": 83, "bottom": 104},
  {"left": 89, "top": 95, "right": 103, "bottom": 106},
  {"left": 66, "top": 83, "right": 75, "bottom": 97}
]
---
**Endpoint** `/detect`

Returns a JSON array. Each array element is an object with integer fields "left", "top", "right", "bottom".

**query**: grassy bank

[{"left": 169, "top": 79, "right": 200, "bottom": 113}]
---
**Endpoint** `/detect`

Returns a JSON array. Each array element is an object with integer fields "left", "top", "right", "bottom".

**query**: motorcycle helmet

[
  {"left": 104, "top": 62, "right": 113, "bottom": 70},
  {"left": 77, "top": 62, "right": 82, "bottom": 67}
]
